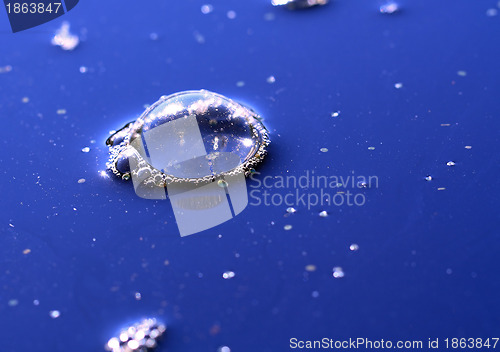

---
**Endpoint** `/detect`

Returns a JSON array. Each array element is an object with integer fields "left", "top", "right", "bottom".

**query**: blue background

[{"left": 0, "top": 0, "right": 499, "bottom": 351}]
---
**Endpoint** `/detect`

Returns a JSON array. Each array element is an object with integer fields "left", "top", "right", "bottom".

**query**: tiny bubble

[
  {"left": 380, "top": 2, "right": 399, "bottom": 14},
  {"left": 78, "top": 178, "right": 86, "bottom": 184},
  {"left": 394, "top": 82, "right": 403, "bottom": 89},
  {"left": 57, "top": 109, "right": 67, "bottom": 115},
  {"left": 311, "top": 291, "right": 320, "bottom": 298},
  {"left": 286, "top": 207, "right": 297, "bottom": 213},
  {"left": 22, "top": 97, "right": 29, "bottom": 103},
  {"left": 81, "top": 147, "right": 90, "bottom": 153},
  {"left": 486, "top": 8, "right": 498, "bottom": 16},
  {"left": 284, "top": 224, "right": 293, "bottom": 230},
  {"left": 319, "top": 211, "right": 328, "bottom": 217},
  {"left": 201, "top": 4, "right": 213, "bottom": 14},
  {"left": 79, "top": 66, "right": 88, "bottom": 73},
  {"left": 320, "top": 148, "right": 328, "bottom": 152},
  {"left": 349, "top": 244, "right": 359, "bottom": 251},
  {"left": 266, "top": 76, "right": 276, "bottom": 84},
  {"left": 425, "top": 175, "right": 432, "bottom": 181},
  {"left": 149, "top": 32, "right": 159, "bottom": 40},
  {"left": 331, "top": 111, "right": 340, "bottom": 117},
  {"left": 457, "top": 70, "right": 467, "bottom": 77},
  {"left": 332, "top": 267, "right": 344, "bottom": 278},
  {"left": 446, "top": 161, "right": 455, "bottom": 166},
  {"left": 222, "top": 271, "right": 235, "bottom": 279},
  {"left": 135, "top": 292, "right": 142, "bottom": 300},
  {"left": 49, "top": 310, "right": 61, "bottom": 319},
  {"left": 227, "top": 10, "right": 236, "bottom": 19}
]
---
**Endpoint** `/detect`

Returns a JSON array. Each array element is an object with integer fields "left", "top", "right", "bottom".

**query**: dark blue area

[{"left": 0, "top": 0, "right": 499, "bottom": 351}]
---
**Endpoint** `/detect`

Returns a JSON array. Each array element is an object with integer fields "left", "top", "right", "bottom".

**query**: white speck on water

[
  {"left": 81, "top": 147, "right": 90, "bottom": 153},
  {"left": 437, "top": 187, "right": 446, "bottom": 191},
  {"left": 49, "top": 310, "right": 61, "bottom": 319},
  {"left": 486, "top": 8, "right": 498, "bottom": 16},
  {"left": 284, "top": 224, "right": 293, "bottom": 230},
  {"left": 331, "top": 111, "right": 340, "bottom": 117},
  {"left": 380, "top": 2, "right": 399, "bottom": 14},
  {"left": 266, "top": 76, "right": 276, "bottom": 84},
  {"left": 394, "top": 82, "right": 403, "bottom": 89},
  {"left": 446, "top": 161, "right": 455, "bottom": 166},
  {"left": 457, "top": 70, "right": 467, "bottom": 77},
  {"left": 425, "top": 175, "right": 433, "bottom": 181},
  {"left": 286, "top": 207, "right": 297, "bottom": 213},
  {"left": 22, "top": 97, "right": 29, "bottom": 103},
  {"left": 135, "top": 292, "right": 142, "bottom": 300},
  {"left": 201, "top": 4, "right": 213, "bottom": 14},
  {"left": 56, "top": 109, "right": 67, "bottom": 115},
  {"left": 222, "top": 271, "right": 235, "bottom": 279},
  {"left": 79, "top": 66, "right": 88, "bottom": 73},
  {"left": 320, "top": 148, "right": 328, "bottom": 153},
  {"left": 227, "top": 10, "right": 236, "bottom": 19},
  {"left": 319, "top": 211, "right": 328, "bottom": 217},
  {"left": 8, "top": 223, "right": 14, "bottom": 228},
  {"left": 236, "top": 81, "right": 245, "bottom": 87},
  {"left": 51, "top": 22, "right": 79, "bottom": 51},
  {"left": 332, "top": 267, "right": 344, "bottom": 278},
  {"left": 349, "top": 243, "right": 359, "bottom": 251},
  {"left": 465, "top": 145, "right": 472, "bottom": 149},
  {"left": 368, "top": 146, "right": 376, "bottom": 150},
  {"left": 305, "top": 264, "right": 317, "bottom": 272},
  {"left": 77, "top": 178, "right": 86, "bottom": 184}
]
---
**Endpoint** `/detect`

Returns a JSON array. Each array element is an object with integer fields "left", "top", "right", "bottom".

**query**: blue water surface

[{"left": 1, "top": 0, "right": 499, "bottom": 351}]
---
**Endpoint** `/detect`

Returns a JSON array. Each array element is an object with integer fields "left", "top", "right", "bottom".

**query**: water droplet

[
  {"left": 446, "top": 161, "right": 455, "bottom": 166},
  {"left": 57, "top": 109, "right": 67, "bottom": 115},
  {"left": 33, "top": 299, "right": 40, "bottom": 306},
  {"left": 21, "top": 97, "right": 29, "bottom": 103},
  {"left": 349, "top": 244, "right": 359, "bottom": 251},
  {"left": 81, "top": 147, "right": 90, "bottom": 153},
  {"left": 320, "top": 148, "right": 328, "bottom": 152},
  {"left": 380, "top": 2, "right": 399, "bottom": 14},
  {"left": 437, "top": 187, "right": 446, "bottom": 191},
  {"left": 284, "top": 224, "right": 293, "bottom": 230},
  {"left": 394, "top": 82, "right": 403, "bottom": 89},
  {"left": 266, "top": 76, "right": 276, "bottom": 84},
  {"left": 23, "top": 248, "right": 31, "bottom": 255},
  {"left": 134, "top": 292, "right": 142, "bottom": 300},
  {"left": 465, "top": 145, "right": 472, "bottom": 149},
  {"left": 457, "top": 70, "right": 467, "bottom": 77},
  {"left": 272, "top": 0, "right": 329, "bottom": 10},
  {"left": 222, "top": 271, "right": 235, "bottom": 279},
  {"left": 201, "top": 4, "right": 213, "bottom": 14},
  {"left": 78, "top": 178, "right": 86, "bottom": 184},
  {"left": 319, "top": 211, "right": 328, "bottom": 217},
  {"left": 332, "top": 267, "right": 344, "bottom": 278},
  {"left": 107, "top": 90, "right": 270, "bottom": 185},
  {"left": 368, "top": 146, "right": 376, "bottom": 150},
  {"left": 286, "top": 207, "right": 297, "bottom": 213},
  {"left": 49, "top": 310, "right": 61, "bottom": 318},
  {"left": 227, "top": 10, "right": 236, "bottom": 19},
  {"left": 51, "top": 22, "right": 79, "bottom": 51},
  {"left": 331, "top": 111, "right": 340, "bottom": 118},
  {"left": 425, "top": 175, "right": 433, "bottom": 181},
  {"left": 357, "top": 181, "right": 368, "bottom": 188},
  {"left": 79, "top": 66, "right": 88, "bottom": 73}
]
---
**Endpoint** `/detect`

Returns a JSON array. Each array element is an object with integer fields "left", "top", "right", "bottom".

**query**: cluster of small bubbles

[
  {"left": 320, "top": 147, "right": 328, "bottom": 153},
  {"left": 319, "top": 210, "right": 328, "bottom": 217},
  {"left": 332, "top": 267, "right": 344, "bottom": 278},
  {"left": 286, "top": 207, "right": 297, "bottom": 213},
  {"left": 51, "top": 22, "right": 79, "bottom": 51},
  {"left": 394, "top": 82, "right": 403, "bottom": 89},
  {"left": 349, "top": 243, "right": 359, "bottom": 251},
  {"left": 284, "top": 224, "right": 293, "bottom": 230},
  {"left": 266, "top": 76, "right": 276, "bottom": 84},
  {"left": 272, "top": 0, "right": 329, "bottom": 10},
  {"left": 331, "top": 111, "right": 340, "bottom": 118},
  {"left": 81, "top": 147, "right": 90, "bottom": 153},
  {"left": 105, "top": 318, "right": 166, "bottom": 352},
  {"left": 222, "top": 271, "right": 235, "bottom": 279},
  {"left": 201, "top": 4, "right": 213, "bottom": 14},
  {"left": 486, "top": 8, "right": 498, "bottom": 16},
  {"left": 379, "top": 2, "right": 399, "bottom": 14},
  {"left": 49, "top": 310, "right": 61, "bottom": 319},
  {"left": 446, "top": 161, "right": 456, "bottom": 167},
  {"left": 425, "top": 175, "right": 433, "bottom": 181}
]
